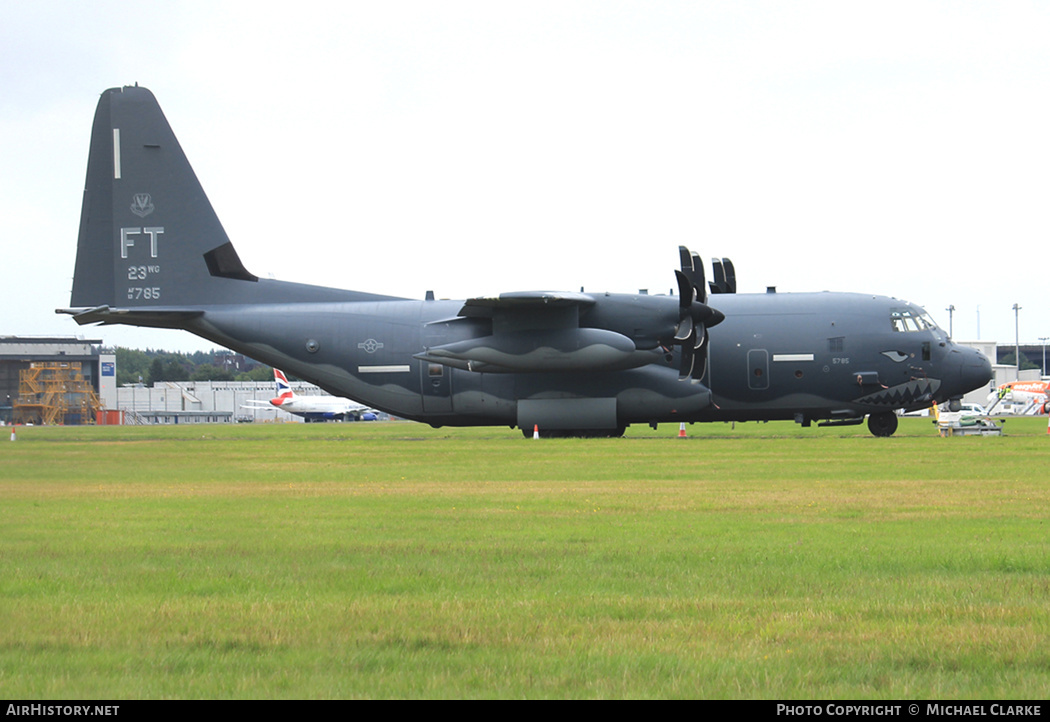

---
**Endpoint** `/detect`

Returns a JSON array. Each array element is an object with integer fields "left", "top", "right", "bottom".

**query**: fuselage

[
  {"left": 169, "top": 287, "right": 991, "bottom": 431},
  {"left": 269, "top": 395, "right": 361, "bottom": 421}
]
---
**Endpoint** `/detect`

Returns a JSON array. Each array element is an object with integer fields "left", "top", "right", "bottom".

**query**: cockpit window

[{"left": 890, "top": 308, "right": 937, "bottom": 332}]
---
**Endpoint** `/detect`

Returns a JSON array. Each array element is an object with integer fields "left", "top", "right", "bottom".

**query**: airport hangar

[
  {"left": 2, "top": 335, "right": 1043, "bottom": 426},
  {"left": 1, "top": 336, "right": 324, "bottom": 426}
]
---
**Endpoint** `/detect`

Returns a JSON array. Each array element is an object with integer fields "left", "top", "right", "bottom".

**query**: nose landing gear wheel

[{"left": 867, "top": 412, "right": 898, "bottom": 437}]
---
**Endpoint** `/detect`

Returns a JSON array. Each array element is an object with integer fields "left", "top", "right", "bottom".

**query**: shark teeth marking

[{"left": 853, "top": 378, "right": 941, "bottom": 407}]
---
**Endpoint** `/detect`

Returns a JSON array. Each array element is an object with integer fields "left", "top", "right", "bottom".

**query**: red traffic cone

[
  {"left": 678, "top": 422, "right": 687, "bottom": 438},
  {"left": 533, "top": 424, "right": 540, "bottom": 439}
]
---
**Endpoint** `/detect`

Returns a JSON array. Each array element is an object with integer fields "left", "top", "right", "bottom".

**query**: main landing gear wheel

[{"left": 867, "top": 412, "right": 898, "bottom": 437}]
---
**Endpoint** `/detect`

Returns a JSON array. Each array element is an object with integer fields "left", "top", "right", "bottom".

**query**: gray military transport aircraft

[{"left": 59, "top": 86, "right": 992, "bottom": 437}]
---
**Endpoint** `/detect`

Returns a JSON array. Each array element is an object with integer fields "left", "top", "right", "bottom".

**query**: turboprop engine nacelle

[{"left": 415, "top": 328, "right": 664, "bottom": 373}]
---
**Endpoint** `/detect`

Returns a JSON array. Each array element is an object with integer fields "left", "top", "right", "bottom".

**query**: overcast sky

[{"left": 2, "top": 1, "right": 1048, "bottom": 354}]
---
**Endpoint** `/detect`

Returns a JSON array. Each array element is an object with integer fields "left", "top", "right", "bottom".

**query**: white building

[{"left": 117, "top": 379, "right": 337, "bottom": 424}]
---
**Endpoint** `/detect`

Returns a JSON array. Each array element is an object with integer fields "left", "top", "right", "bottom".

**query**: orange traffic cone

[
  {"left": 678, "top": 422, "right": 687, "bottom": 438},
  {"left": 9, "top": 425, "right": 16, "bottom": 442},
  {"left": 533, "top": 424, "right": 540, "bottom": 439}
]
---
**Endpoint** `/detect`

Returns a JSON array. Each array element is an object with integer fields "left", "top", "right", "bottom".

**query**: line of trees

[
  {"left": 997, "top": 350, "right": 1042, "bottom": 373},
  {"left": 113, "top": 348, "right": 273, "bottom": 387}
]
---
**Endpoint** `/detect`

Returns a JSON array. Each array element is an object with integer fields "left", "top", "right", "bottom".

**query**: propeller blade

[
  {"left": 691, "top": 329, "right": 710, "bottom": 380},
  {"left": 691, "top": 252, "right": 705, "bottom": 303},
  {"left": 679, "top": 344, "right": 696, "bottom": 379},
  {"left": 677, "top": 247, "right": 707, "bottom": 304},
  {"left": 675, "top": 270, "right": 694, "bottom": 307},
  {"left": 722, "top": 258, "right": 736, "bottom": 294},
  {"left": 678, "top": 246, "right": 694, "bottom": 274},
  {"left": 710, "top": 258, "right": 727, "bottom": 295},
  {"left": 674, "top": 315, "right": 693, "bottom": 343}
]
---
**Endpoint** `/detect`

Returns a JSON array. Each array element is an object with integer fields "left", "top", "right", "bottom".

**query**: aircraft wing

[
  {"left": 455, "top": 291, "right": 597, "bottom": 332},
  {"left": 457, "top": 291, "right": 596, "bottom": 318}
]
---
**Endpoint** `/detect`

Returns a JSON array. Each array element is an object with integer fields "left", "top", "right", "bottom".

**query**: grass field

[{"left": 2, "top": 417, "right": 1049, "bottom": 699}]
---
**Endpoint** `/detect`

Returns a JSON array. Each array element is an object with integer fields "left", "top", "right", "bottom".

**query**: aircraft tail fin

[
  {"left": 70, "top": 85, "right": 256, "bottom": 310},
  {"left": 273, "top": 369, "right": 294, "bottom": 401}
]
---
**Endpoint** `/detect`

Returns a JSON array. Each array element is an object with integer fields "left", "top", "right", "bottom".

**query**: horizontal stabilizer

[{"left": 56, "top": 305, "right": 204, "bottom": 329}]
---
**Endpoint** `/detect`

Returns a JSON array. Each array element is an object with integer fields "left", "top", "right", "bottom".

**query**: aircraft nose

[{"left": 957, "top": 346, "right": 992, "bottom": 395}]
